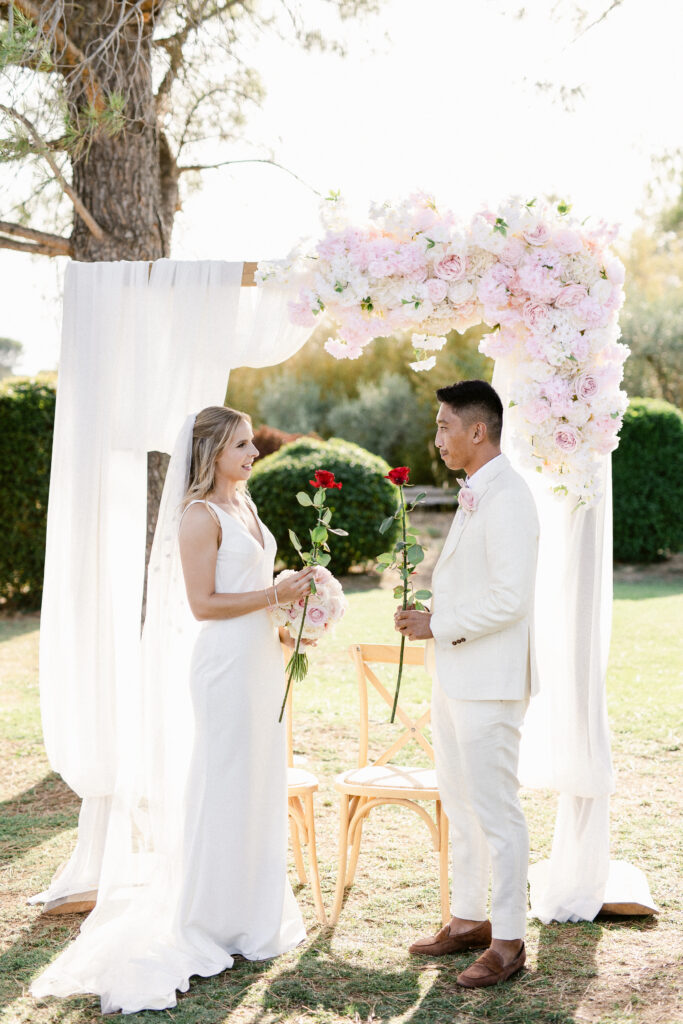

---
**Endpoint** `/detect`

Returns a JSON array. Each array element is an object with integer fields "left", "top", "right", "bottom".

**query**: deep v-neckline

[{"left": 207, "top": 499, "right": 266, "bottom": 552}]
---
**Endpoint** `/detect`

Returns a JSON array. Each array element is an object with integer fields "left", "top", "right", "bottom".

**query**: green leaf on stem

[
  {"left": 313, "top": 488, "right": 325, "bottom": 508},
  {"left": 296, "top": 492, "right": 313, "bottom": 507},
  {"left": 414, "top": 589, "right": 432, "bottom": 600},
  {"left": 311, "top": 525, "right": 328, "bottom": 544},
  {"left": 288, "top": 529, "right": 302, "bottom": 551},
  {"left": 322, "top": 508, "right": 332, "bottom": 525},
  {"left": 407, "top": 544, "right": 424, "bottom": 564},
  {"left": 393, "top": 586, "right": 404, "bottom": 599},
  {"left": 309, "top": 579, "right": 317, "bottom": 594},
  {"left": 379, "top": 516, "right": 395, "bottom": 535},
  {"left": 327, "top": 526, "right": 349, "bottom": 536},
  {"left": 317, "top": 552, "right": 331, "bottom": 567},
  {"left": 376, "top": 552, "right": 394, "bottom": 564}
]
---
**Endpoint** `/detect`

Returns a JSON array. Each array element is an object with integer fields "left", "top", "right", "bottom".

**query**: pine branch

[
  {"left": 0, "top": 220, "right": 72, "bottom": 256},
  {"left": 3, "top": 0, "right": 104, "bottom": 104},
  {"left": 177, "top": 157, "right": 322, "bottom": 196},
  {"left": 0, "top": 104, "right": 105, "bottom": 240}
]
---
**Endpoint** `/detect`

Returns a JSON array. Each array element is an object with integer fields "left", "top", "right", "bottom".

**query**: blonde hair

[{"left": 182, "top": 406, "right": 252, "bottom": 508}]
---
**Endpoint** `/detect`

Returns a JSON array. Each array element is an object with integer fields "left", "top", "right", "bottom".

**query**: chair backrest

[{"left": 349, "top": 643, "right": 433, "bottom": 769}]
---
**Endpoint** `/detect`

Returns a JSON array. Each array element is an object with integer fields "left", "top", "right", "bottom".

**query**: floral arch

[{"left": 258, "top": 193, "right": 629, "bottom": 510}]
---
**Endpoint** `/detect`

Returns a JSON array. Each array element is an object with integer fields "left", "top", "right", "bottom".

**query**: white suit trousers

[{"left": 432, "top": 683, "right": 529, "bottom": 940}]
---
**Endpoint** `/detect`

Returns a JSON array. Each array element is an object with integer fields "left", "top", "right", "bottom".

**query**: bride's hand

[
  {"left": 278, "top": 627, "right": 295, "bottom": 648},
  {"left": 275, "top": 567, "right": 316, "bottom": 604}
]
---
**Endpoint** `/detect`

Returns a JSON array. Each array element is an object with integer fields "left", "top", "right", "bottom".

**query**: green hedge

[
  {"left": 0, "top": 380, "right": 56, "bottom": 607},
  {"left": 249, "top": 436, "right": 401, "bottom": 574},
  {"left": 613, "top": 397, "right": 683, "bottom": 563}
]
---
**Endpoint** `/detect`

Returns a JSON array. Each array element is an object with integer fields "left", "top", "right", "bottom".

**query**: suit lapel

[
  {"left": 434, "top": 510, "right": 470, "bottom": 576},
  {"left": 433, "top": 455, "right": 511, "bottom": 578}
]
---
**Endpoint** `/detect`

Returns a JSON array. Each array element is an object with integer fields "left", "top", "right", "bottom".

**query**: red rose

[
  {"left": 309, "top": 469, "right": 342, "bottom": 490},
  {"left": 385, "top": 466, "right": 410, "bottom": 486}
]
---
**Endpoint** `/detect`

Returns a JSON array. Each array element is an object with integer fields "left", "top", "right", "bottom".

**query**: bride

[{"left": 31, "top": 406, "right": 314, "bottom": 1014}]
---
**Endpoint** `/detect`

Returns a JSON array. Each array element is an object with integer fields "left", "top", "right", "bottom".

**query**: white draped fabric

[
  {"left": 493, "top": 363, "right": 655, "bottom": 922},
  {"left": 34, "top": 260, "right": 315, "bottom": 907},
  {"left": 33, "top": 261, "right": 654, "bottom": 934}
]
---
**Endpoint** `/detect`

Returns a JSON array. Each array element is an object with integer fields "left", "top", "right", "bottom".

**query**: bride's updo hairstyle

[{"left": 183, "top": 405, "right": 252, "bottom": 507}]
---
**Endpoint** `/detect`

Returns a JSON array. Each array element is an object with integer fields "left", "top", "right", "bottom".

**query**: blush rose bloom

[
  {"left": 433, "top": 252, "right": 467, "bottom": 281},
  {"left": 523, "top": 300, "right": 552, "bottom": 332},
  {"left": 457, "top": 486, "right": 478, "bottom": 513},
  {"left": 575, "top": 372, "right": 600, "bottom": 402},
  {"left": 426, "top": 277, "right": 449, "bottom": 304},
  {"left": 554, "top": 424, "right": 580, "bottom": 452},
  {"left": 523, "top": 222, "right": 551, "bottom": 246},
  {"left": 306, "top": 605, "right": 329, "bottom": 627},
  {"left": 555, "top": 283, "right": 588, "bottom": 308}
]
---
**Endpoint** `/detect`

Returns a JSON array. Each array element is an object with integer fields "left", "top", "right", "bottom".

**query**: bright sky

[{"left": 3, "top": 0, "right": 682, "bottom": 373}]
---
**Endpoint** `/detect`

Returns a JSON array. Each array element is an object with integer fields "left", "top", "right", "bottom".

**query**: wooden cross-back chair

[
  {"left": 330, "top": 643, "right": 449, "bottom": 926},
  {"left": 282, "top": 644, "right": 327, "bottom": 925}
]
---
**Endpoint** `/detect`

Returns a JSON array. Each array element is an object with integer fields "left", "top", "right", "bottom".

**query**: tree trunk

[{"left": 64, "top": 2, "right": 180, "bottom": 591}]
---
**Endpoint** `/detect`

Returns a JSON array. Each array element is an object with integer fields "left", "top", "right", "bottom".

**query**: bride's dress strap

[{"left": 180, "top": 499, "right": 222, "bottom": 540}]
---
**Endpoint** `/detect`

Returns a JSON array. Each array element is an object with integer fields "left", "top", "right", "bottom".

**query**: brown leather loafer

[
  {"left": 456, "top": 942, "right": 526, "bottom": 988},
  {"left": 409, "top": 919, "right": 492, "bottom": 956}
]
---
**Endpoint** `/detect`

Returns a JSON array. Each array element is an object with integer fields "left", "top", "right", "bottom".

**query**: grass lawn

[{"left": 1, "top": 576, "right": 681, "bottom": 1024}]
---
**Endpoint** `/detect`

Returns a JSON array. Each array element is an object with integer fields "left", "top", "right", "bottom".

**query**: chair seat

[
  {"left": 287, "top": 766, "right": 319, "bottom": 793},
  {"left": 335, "top": 764, "right": 438, "bottom": 796}
]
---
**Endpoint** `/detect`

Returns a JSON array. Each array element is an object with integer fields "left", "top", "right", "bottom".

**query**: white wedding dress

[{"left": 31, "top": 496, "right": 305, "bottom": 1014}]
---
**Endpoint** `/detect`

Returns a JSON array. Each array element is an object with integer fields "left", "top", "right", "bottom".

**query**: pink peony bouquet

[{"left": 271, "top": 566, "right": 347, "bottom": 640}]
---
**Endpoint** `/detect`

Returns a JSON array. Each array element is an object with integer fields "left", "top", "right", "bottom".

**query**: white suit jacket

[{"left": 425, "top": 453, "right": 540, "bottom": 701}]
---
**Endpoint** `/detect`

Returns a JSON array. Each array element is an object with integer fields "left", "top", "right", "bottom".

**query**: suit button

[{"left": 452, "top": 641, "right": 457, "bottom": 646}]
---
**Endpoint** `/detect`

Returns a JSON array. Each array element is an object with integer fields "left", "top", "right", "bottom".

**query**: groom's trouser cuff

[{"left": 432, "top": 686, "right": 529, "bottom": 940}]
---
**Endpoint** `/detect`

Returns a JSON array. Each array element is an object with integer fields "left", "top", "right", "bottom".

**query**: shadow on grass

[
  {"left": 0, "top": 772, "right": 79, "bottom": 867},
  {"left": 0, "top": 913, "right": 83, "bottom": 1017},
  {"left": 244, "top": 932, "right": 422, "bottom": 1024},
  {"left": 0, "top": 611, "right": 40, "bottom": 642},
  {"left": 613, "top": 579, "right": 683, "bottom": 601}
]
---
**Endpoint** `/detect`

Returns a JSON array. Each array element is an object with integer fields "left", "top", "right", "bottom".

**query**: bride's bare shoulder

[{"left": 179, "top": 501, "right": 221, "bottom": 545}]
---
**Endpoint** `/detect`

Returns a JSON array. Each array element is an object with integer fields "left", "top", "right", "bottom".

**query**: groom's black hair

[{"left": 435, "top": 380, "right": 503, "bottom": 444}]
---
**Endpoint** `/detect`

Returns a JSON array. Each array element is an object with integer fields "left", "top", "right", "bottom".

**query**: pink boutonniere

[{"left": 456, "top": 479, "right": 479, "bottom": 514}]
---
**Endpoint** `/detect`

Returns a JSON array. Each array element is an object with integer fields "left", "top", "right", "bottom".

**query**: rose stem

[
  {"left": 391, "top": 485, "right": 407, "bottom": 723},
  {"left": 278, "top": 489, "right": 325, "bottom": 723}
]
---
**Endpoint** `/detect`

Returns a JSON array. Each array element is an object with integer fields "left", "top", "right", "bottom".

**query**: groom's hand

[{"left": 394, "top": 608, "right": 433, "bottom": 640}]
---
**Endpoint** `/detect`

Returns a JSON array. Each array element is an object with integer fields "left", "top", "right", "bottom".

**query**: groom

[{"left": 395, "top": 379, "right": 539, "bottom": 989}]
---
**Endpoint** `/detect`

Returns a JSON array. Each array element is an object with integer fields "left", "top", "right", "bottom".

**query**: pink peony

[
  {"left": 523, "top": 222, "right": 551, "bottom": 246},
  {"left": 288, "top": 299, "right": 318, "bottom": 327},
  {"left": 426, "top": 277, "right": 449, "bottom": 304},
  {"left": 555, "top": 283, "right": 588, "bottom": 308},
  {"left": 480, "top": 328, "right": 518, "bottom": 358},
  {"left": 554, "top": 424, "right": 580, "bottom": 453},
  {"left": 523, "top": 398, "right": 552, "bottom": 425},
  {"left": 576, "top": 297, "right": 606, "bottom": 327},
  {"left": 498, "top": 237, "right": 527, "bottom": 266},
  {"left": 523, "top": 301, "right": 552, "bottom": 332},
  {"left": 433, "top": 252, "right": 467, "bottom": 281},
  {"left": 569, "top": 334, "right": 590, "bottom": 362},
  {"left": 553, "top": 229, "right": 583, "bottom": 254}
]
